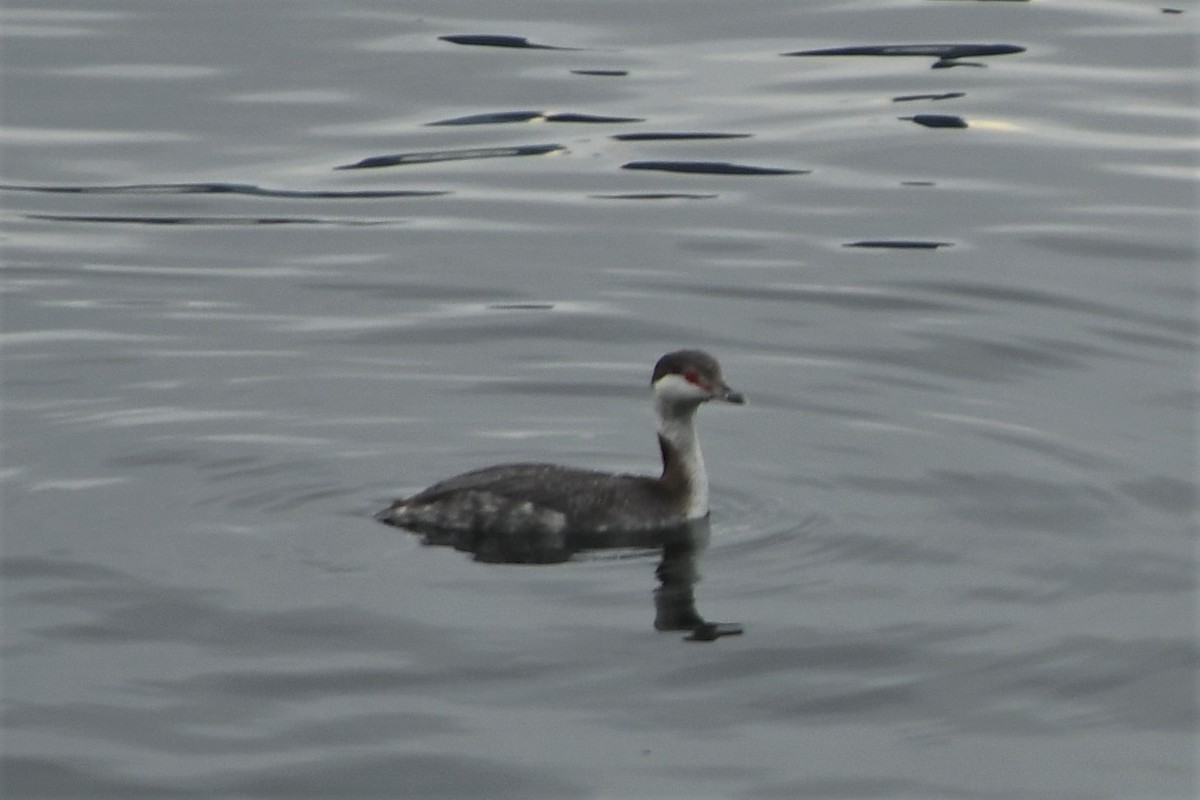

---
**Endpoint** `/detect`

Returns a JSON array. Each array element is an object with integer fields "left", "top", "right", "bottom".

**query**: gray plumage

[{"left": 378, "top": 350, "right": 744, "bottom": 563}]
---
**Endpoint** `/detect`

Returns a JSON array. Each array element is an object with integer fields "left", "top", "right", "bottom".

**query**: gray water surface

[{"left": 2, "top": 1, "right": 1197, "bottom": 798}]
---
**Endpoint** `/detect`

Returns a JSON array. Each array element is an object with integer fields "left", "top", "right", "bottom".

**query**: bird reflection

[
  {"left": 652, "top": 518, "right": 743, "bottom": 641},
  {"left": 386, "top": 512, "right": 742, "bottom": 640}
]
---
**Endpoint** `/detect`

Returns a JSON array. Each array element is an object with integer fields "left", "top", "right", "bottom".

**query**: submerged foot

[
  {"left": 684, "top": 622, "right": 745, "bottom": 642},
  {"left": 654, "top": 612, "right": 706, "bottom": 632},
  {"left": 653, "top": 588, "right": 705, "bottom": 631}
]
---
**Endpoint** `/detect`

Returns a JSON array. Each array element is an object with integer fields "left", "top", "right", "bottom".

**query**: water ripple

[
  {"left": 612, "top": 132, "right": 752, "bottom": 141},
  {"left": 784, "top": 42, "right": 1026, "bottom": 69},
  {"left": 890, "top": 278, "right": 1197, "bottom": 336},
  {"left": 900, "top": 114, "right": 968, "bottom": 129},
  {"left": 923, "top": 412, "right": 1116, "bottom": 470},
  {"left": 429, "top": 110, "right": 643, "bottom": 126},
  {"left": 1, "top": 182, "right": 446, "bottom": 199},
  {"left": 27, "top": 213, "right": 387, "bottom": 227},
  {"left": 844, "top": 240, "right": 954, "bottom": 249},
  {"left": 335, "top": 143, "right": 565, "bottom": 170},
  {"left": 439, "top": 34, "right": 579, "bottom": 51},
  {"left": 841, "top": 469, "right": 1120, "bottom": 535},
  {"left": 622, "top": 161, "right": 807, "bottom": 176},
  {"left": 630, "top": 279, "right": 961, "bottom": 313}
]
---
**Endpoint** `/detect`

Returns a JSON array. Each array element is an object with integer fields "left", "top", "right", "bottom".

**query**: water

[{"left": 2, "top": 1, "right": 1197, "bottom": 797}]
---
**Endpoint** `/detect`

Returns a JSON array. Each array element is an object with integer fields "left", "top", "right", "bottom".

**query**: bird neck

[{"left": 655, "top": 398, "right": 708, "bottom": 519}]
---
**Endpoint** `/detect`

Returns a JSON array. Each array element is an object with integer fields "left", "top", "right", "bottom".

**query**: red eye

[{"left": 684, "top": 370, "right": 703, "bottom": 386}]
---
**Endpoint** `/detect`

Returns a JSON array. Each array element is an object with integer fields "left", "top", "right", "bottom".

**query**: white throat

[{"left": 654, "top": 390, "right": 709, "bottom": 520}]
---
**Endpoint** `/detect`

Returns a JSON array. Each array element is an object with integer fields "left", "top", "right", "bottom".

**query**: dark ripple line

[
  {"left": 612, "top": 132, "right": 752, "bottom": 142},
  {"left": 27, "top": 214, "right": 385, "bottom": 227},
  {"left": 845, "top": 240, "right": 954, "bottom": 250},
  {"left": 428, "top": 111, "right": 644, "bottom": 126},
  {"left": 784, "top": 43, "right": 1025, "bottom": 59},
  {"left": 0, "top": 182, "right": 446, "bottom": 199},
  {"left": 547, "top": 112, "right": 644, "bottom": 124},
  {"left": 439, "top": 34, "right": 579, "bottom": 51},
  {"left": 591, "top": 192, "right": 719, "bottom": 200},
  {"left": 901, "top": 114, "right": 968, "bottom": 129},
  {"left": 785, "top": 43, "right": 1025, "bottom": 70},
  {"left": 428, "top": 110, "right": 542, "bottom": 126},
  {"left": 893, "top": 92, "right": 966, "bottom": 103},
  {"left": 335, "top": 143, "right": 565, "bottom": 170},
  {"left": 622, "top": 161, "right": 806, "bottom": 176}
]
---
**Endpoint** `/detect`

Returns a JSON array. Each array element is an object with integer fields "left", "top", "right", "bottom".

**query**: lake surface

[{"left": 2, "top": 1, "right": 1197, "bottom": 797}]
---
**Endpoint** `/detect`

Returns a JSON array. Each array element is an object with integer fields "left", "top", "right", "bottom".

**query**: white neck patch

[{"left": 653, "top": 376, "right": 709, "bottom": 519}]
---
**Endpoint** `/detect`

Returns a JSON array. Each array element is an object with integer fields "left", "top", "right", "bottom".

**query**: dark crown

[{"left": 651, "top": 349, "right": 722, "bottom": 385}]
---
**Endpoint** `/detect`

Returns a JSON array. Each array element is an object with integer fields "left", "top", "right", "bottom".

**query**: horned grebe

[{"left": 377, "top": 349, "right": 744, "bottom": 564}]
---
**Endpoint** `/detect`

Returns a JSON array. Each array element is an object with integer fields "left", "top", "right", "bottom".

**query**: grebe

[{"left": 377, "top": 349, "right": 745, "bottom": 563}]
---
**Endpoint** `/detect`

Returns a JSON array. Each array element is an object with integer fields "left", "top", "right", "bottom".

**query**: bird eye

[{"left": 683, "top": 370, "right": 703, "bottom": 386}]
